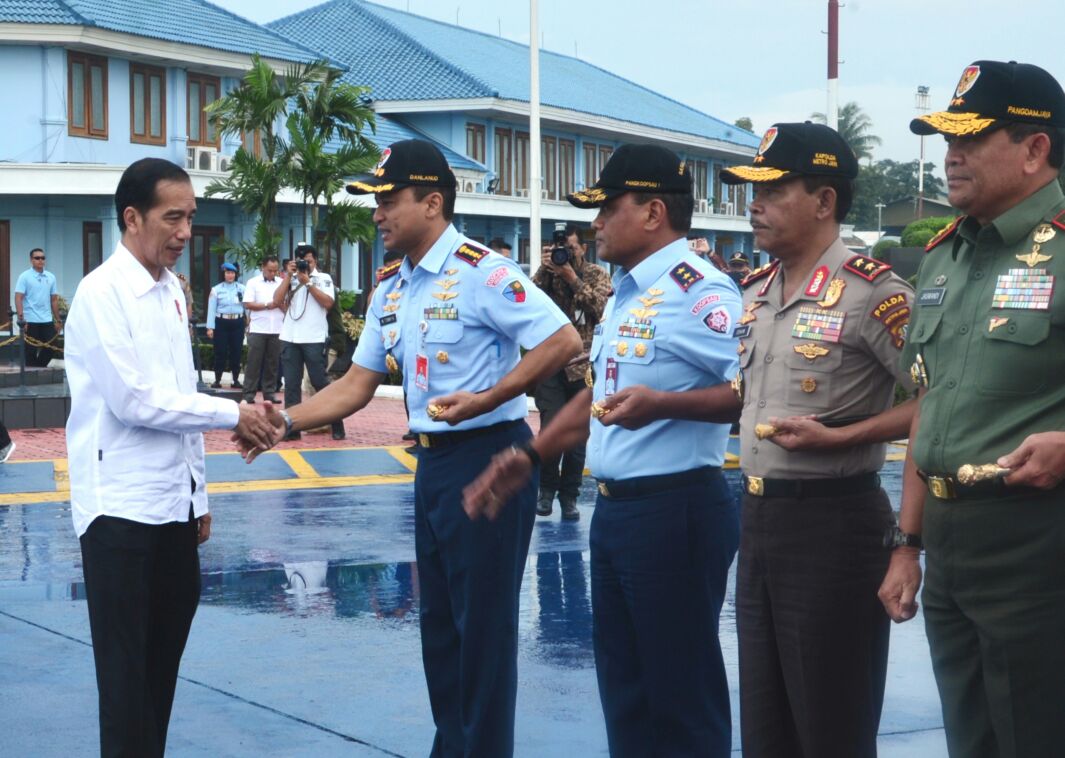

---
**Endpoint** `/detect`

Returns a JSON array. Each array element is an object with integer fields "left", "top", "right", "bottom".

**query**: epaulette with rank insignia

[
  {"left": 377, "top": 259, "right": 402, "bottom": 282},
  {"left": 669, "top": 261, "right": 704, "bottom": 291},
  {"left": 843, "top": 254, "right": 891, "bottom": 282},
  {"left": 1051, "top": 209, "right": 1065, "bottom": 233},
  {"left": 924, "top": 216, "right": 964, "bottom": 252},
  {"left": 739, "top": 259, "right": 779, "bottom": 289},
  {"left": 455, "top": 242, "right": 490, "bottom": 267}
]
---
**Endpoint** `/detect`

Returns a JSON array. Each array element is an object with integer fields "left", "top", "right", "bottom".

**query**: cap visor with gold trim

[
  {"left": 346, "top": 179, "right": 396, "bottom": 194},
  {"left": 566, "top": 143, "right": 692, "bottom": 209},
  {"left": 911, "top": 60, "right": 1065, "bottom": 136},
  {"left": 720, "top": 121, "right": 858, "bottom": 186}
]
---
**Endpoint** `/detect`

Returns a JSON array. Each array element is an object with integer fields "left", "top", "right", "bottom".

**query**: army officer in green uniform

[{"left": 880, "top": 60, "right": 1065, "bottom": 758}]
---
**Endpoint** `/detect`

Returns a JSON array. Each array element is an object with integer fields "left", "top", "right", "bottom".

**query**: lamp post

[
  {"left": 876, "top": 201, "right": 886, "bottom": 242},
  {"left": 915, "top": 85, "right": 931, "bottom": 219}
]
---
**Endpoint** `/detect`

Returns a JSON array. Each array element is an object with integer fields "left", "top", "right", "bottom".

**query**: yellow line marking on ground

[
  {"left": 52, "top": 459, "right": 69, "bottom": 491},
  {"left": 385, "top": 445, "right": 418, "bottom": 472},
  {"left": 276, "top": 449, "right": 319, "bottom": 479}
]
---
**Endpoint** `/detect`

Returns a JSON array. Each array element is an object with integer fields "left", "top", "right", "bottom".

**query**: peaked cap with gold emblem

[
  {"left": 911, "top": 60, "right": 1065, "bottom": 137},
  {"left": 721, "top": 122, "right": 858, "bottom": 185},
  {"left": 346, "top": 139, "right": 457, "bottom": 195},
  {"left": 567, "top": 143, "right": 692, "bottom": 208}
]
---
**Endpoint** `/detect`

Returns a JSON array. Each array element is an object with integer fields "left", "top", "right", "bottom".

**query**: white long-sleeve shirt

[{"left": 64, "top": 243, "right": 240, "bottom": 537}]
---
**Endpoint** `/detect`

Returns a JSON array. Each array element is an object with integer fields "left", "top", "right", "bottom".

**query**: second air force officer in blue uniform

[
  {"left": 465, "top": 144, "right": 743, "bottom": 757},
  {"left": 242, "top": 139, "right": 580, "bottom": 758}
]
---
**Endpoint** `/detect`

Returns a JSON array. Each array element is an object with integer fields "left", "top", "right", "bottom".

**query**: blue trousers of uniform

[
  {"left": 590, "top": 469, "right": 739, "bottom": 757},
  {"left": 414, "top": 420, "right": 537, "bottom": 758}
]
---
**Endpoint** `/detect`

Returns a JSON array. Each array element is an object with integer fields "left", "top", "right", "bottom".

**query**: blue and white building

[{"left": 0, "top": 0, "right": 758, "bottom": 321}]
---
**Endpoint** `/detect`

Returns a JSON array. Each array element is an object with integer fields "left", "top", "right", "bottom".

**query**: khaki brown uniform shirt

[
  {"left": 738, "top": 238, "right": 916, "bottom": 479},
  {"left": 903, "top": 180, "right": 1065, "bottom": 475},
  {"left": 532, "top": 258, "right": 612, "bottom": 382}
]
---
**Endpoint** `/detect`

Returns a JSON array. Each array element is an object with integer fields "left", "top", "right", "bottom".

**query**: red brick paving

[{"left": 7, "top": 396, "right": 542, "bottom": 462}]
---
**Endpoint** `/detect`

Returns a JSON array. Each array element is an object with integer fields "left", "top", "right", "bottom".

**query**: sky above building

[{"left": 215, "top": 0, "right": 1065, "bottom": 181}]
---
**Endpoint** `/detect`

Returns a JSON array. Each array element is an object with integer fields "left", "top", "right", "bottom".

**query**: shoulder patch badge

[
  {"left": 669, "top": 261, "right": 704, "bottom": 292},
  {"left": 1052, "top": 209, "right": 1065, "bottom": 233},
  {"left": 740, "top": 259, "right": 779, "bottom": 289},
  {"left": 843, "top": 255, "right": 891, "bottom": 282},
  {"left": 455, "top": 243, "right": 489, "bottom": 267},
  {"left": 378, "top": 259, "right": 402, "bottom": 282},
  {"left": 925, "top": 216, "right": 964, "bottom": 252}
]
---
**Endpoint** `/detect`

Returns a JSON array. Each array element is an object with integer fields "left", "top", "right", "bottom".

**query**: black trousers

[
  {"left": 414, "top": 421, "right": 537, "bottom": 758},
  {"left": 737, "top": 488, "right": 893, "bottom": 758},
  {"left": 80, "top": 508, "right": 201, "bottom": 758},
  {"left": 243, "top": 332, "right": 281, "bottom": 401},
  {"left": 25, "top": 320, "right": 57, "bottom": 367},
  {"left": 591, "top": 470, "right": 738, "bottom": 757},
  {"left": 281, "top": 340, "right": 343, "bottom": 435},
  {"left": 533, "top": 369, "right": 587, "bottom": 501},
  {"left": 923, "top": 490, "right": 1065, "bottom": 758},
  {"left": 212, "top": 318, "right": 244, "bottom": 380}
]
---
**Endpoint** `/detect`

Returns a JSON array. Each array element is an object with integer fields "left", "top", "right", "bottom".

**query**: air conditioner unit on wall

[
  {"left": 216, "top": 154, "right": 232, "bottom": 173},
  {"left": 185, "top": 147, "right": 196, "bottom": 170},
  {"left": 193, "top": 146, "right": 216, "bottom": 171},
  {"left": 696, "top": 199, "right": 709, "bottom": 214}
]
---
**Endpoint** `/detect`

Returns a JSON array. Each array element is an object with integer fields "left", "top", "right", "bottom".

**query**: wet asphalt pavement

[{"left": 0, "top": 454, "right": 948, "bottom": 756}]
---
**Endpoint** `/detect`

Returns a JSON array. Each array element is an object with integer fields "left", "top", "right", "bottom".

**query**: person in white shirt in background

[
  {"left": 241, "top": 255, "right": 285, "bottom": 404},
  {"left": 63, "top": 158, "right": 274, "bottom": 758}
]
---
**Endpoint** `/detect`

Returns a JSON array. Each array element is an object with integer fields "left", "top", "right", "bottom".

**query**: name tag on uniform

[
  {"left": 918, "top": 287, "right": 946, "bottom": 306},
  {"left": 733, "top": 324, "right": 752, "bottom": 339},
  {"left": 380, "top": 314, "right": 397, "bottom": 325}
]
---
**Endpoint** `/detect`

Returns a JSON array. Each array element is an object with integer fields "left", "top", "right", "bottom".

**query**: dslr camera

[
  {"left": 550, "top": 222, "right": 571, "bottom": 266},
  {"left": 296, "top": 258, "right": 310, "bottom": 274}
]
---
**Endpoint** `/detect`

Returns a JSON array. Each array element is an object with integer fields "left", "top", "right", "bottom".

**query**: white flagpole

[{"left": 528, "top": 0, "right": 542, "bottom": 276}]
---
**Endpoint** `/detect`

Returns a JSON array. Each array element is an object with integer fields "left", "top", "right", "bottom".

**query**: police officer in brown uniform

[
  {"left": 723, "top": 122, "right": 917, "bottom": 758},
  {"left": 880, "top": 60, "right": 1065, "bottom": 758}
]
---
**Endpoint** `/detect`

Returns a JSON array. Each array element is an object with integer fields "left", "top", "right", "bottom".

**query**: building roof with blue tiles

[
  {"left": 0, "top": 0, "right": 321, "bottom": 63},
  {"left": 269, "top": 0, "right": 759, "bottom": 150},
  {"left": 370, "top": 115, "right": 486, "bottom": 173}
]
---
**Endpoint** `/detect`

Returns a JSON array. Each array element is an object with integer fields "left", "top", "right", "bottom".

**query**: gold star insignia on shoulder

[
  {"left": 793, "top": 343, "right": 830, "bottom": 361},
  {"left": 432, "top": 292, "right": 458, "bottom": 301},
  {"left": 434, "top": 278, "right": 459, "bottom": 290}
]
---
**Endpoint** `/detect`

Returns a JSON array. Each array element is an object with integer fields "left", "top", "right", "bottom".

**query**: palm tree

[{"left": 811, "top": 101, "right": 882, "bottom": 163}]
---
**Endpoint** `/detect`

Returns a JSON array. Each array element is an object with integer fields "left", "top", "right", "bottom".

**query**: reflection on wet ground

[{"left": 0, "top": 461, "right": 946, "bottom": 756}]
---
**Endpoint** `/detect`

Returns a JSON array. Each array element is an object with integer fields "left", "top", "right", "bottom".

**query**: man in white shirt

[
  {"left": 242, "top": 255, "right": 284, "bottom": 404},
  {"left": 64, "top": 158, "right": 273, "bottom": 758},
  {"left": 272, "top": 243, "right": 344, "bottom": 439}
]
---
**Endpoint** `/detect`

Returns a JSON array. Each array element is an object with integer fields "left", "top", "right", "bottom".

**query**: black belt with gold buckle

[
  {"left": 743, "top": 472, "right": 880, "bottom": 498},
  {"left": 919, "top": 471, "right": 1010, "bottom": 500},
  {"left": 596, "top": 466, "right": 720, "bottom": 499},
  {"left": 416, "top": 419, "right": 523, "bottom": 450}
]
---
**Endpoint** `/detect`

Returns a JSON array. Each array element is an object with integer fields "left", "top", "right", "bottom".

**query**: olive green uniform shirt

[
  {"left": 903, "top": 180, "right": 1065, "bottom": 475},
  {"left": 739, "top": 238, "right": 916, "bottom": 478}
]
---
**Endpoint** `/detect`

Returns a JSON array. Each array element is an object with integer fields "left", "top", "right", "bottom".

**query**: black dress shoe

[
  {"left": 231, "top": 380, "right": 243, "bottom": 389},
  {"left": 331, "top": 427, "right": 346, "bottom": 440},
  {"left": 264, "top": 396, "right": 280, "bottom": 404},
  {"left": 560, "top": 498, "right": 580, "bottom": 521},
  {"left": 210, "top": 381, "right": 222, "bottom": 389}
]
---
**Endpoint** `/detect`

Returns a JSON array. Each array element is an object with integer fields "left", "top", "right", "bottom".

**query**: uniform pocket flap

[
  {"left": 426, "top": 321, "right": 463, "bottom": 344},
  {"left": 984, "top": 314, "right": 1049, "bottom": 346}
]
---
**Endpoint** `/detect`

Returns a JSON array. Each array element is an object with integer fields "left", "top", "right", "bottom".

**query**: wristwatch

[
  {"left": 883, "top": 524, "right": 923, "bottom": 549},
  {"left": 279, "top": 409, "right": 294, "bottom": 436}
]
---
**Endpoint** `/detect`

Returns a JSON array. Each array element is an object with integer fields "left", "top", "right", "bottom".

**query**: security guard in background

[
  {"left": 465, "top": 144, "right": 743, "bottom": 757},
  {"left": 206, "top": 261, "right": 246, "bottom": 388},
  {"left": 722, "top": 122, "right": 916, "bottom": 758},
  {"left": 880, "top": 61, "right": 1065, "bottom": 757},
  {"left": 240, "top": 139, "right": 580, "bottom": 757}
]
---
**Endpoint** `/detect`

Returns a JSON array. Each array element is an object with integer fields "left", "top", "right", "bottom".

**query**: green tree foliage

[
  {"left": 734, "top": 116, "right": 754, "bottom": 133},
  {"left": 205, "top": 54, "right": 379, "bottom": 273},
  {"left": 850, "top": 160, "right": 946, "bottom": 229},
  {"left": 901, "top": 216, "right": 956, "bottom": 247},
  {"left": 811, "top": 102, "right": 882, "bottom": 162},
  {"left": 872, "top": 237, "right": 900, "bottom": 261}
]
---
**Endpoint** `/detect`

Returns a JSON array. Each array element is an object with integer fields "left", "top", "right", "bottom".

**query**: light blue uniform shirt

[
  {"left": 206, "top": 281, "right": 246, "bottom": 328},
  {"left": 355, "top": 225, "right": 569, "bottom": 433},
  {"left": 15, "top": 268, "right": 57, "bottom": 323},
  {"left": 586, "top": 239, "right": 742, "bottom": 480}
]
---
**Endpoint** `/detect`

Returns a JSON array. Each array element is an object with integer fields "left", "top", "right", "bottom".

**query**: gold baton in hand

[
  {"left": 956, "top": 463, "right": 1011, "bottom": 485},
  {"left": 754, "top": 423, "right": 779, "bottom": 440}
]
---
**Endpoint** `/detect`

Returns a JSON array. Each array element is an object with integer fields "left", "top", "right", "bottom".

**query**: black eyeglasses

[{"left": 32, "top": 256, "right": 45, "bottom": 261}]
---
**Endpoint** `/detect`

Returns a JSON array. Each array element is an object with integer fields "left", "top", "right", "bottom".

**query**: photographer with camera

[
  {"left": 531, "top": 223, "right": 611, "bottom": 519},
  {"left": 272, "top": 242, "right": 345, "bottom": 440}
]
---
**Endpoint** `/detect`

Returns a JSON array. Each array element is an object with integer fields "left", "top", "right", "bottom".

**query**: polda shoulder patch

[
  {"left": 843, "top": 254, "right": 892, "bottom": 282},
  {"left": 455, "top": 243, "right": 489, "bottom": 267},
  {"left": 925, "top": 216, "right": 963, "bottom": 252},
  {"left": 669, "top": 261, "right": 704, "bottom": 291},
  {"left": 740, "top": 259, "right": 779, "bottom": 289}
]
